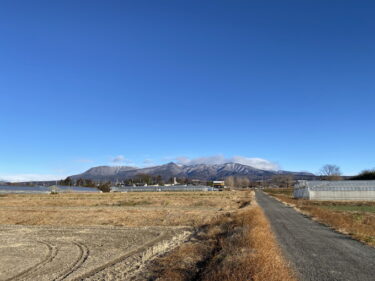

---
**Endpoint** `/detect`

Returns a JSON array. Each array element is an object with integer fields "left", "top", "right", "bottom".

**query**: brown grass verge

[
  {"left": 146, "top": 199, "right": 296, "bottom": 281},
  {"left": 265, "top": 191, "right": 375, "bottom": 246}
]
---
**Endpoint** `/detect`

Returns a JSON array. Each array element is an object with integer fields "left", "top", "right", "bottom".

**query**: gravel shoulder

[{"left": 256, "top": 191, "right": 375, "bottom": 281}]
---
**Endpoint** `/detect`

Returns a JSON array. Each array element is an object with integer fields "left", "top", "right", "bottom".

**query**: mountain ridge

[{"left": 70, "top": 162, "right": 315, "bottom": 181}]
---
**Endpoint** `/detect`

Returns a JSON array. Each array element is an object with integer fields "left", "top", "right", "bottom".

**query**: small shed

[{"left": 294, "top": 180, "right": 375, "bottom": 201}]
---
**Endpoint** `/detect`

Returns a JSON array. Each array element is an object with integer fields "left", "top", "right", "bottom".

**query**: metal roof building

[{"left": 294, "top": 180, "right": 375, "bottom": 201}]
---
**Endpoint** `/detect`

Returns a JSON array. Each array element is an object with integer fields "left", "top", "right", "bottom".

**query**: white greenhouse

[{"left": 294, "top": 180, "right": 375, "bottom": 201}]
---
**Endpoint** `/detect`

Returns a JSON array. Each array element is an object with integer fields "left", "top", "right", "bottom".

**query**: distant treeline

[
  {"left": 351, "top": 169, "right": 375, "bottom": 180},
  {"left": 59, "top": 177, "right": 111, "bottom": 192},
  {"left": 121, "top": 174, "right": 190, "bottom": 186},
  {"left": 59, "top": 174, "right": 194, "bottom": 191}
]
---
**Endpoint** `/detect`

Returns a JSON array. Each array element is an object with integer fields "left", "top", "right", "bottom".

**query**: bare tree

[
  {"left": 271, "top": 175, "right": 294, "bottom": 188},
  {"left": 225, "top": 176, "right": 235, "bottom": 187},
  {"left": 319, "top": 164, "right": 342, "bottom": 181},
  {"left": 235, "top": 177, "right": 251, "bottom": 188}
]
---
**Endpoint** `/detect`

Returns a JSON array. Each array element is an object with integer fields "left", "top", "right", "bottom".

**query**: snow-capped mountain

[{"left": 70, "top": 162, "right": 314, "bottom": 181}]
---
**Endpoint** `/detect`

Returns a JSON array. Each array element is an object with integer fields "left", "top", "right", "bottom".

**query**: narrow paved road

[{"left": 256, "top": 191, "right": 375, "bottom": 281}]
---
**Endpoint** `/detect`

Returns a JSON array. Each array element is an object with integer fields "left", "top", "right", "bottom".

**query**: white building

[
  {"left": 213, "top": 181, "right": 225, "bottom": 188},
  {"left": 294, "top": 180, "right": 375, "bottom": 201}
]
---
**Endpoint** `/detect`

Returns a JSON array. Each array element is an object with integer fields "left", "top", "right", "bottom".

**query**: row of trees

[
  {"left": 58, "top": 175, "right": 192, "bottom": 190},
  {"left": 59, "top": 177, "right": 111, "bottom": 192},
  {"left": 123, "top": 175, "right": 191, "bottom": 186},
  {"left": 123, "top": 174, "right": 164, "bottom": 186},
  {"left": 59, "top": 177, "right": 97, "bottom": 187},
  {"left": 224, "top": 175, "right": 295, "bottom": 188},
  {"left": 224, "top": 176, "right": 251, "bottom": 188},
  {"left": 351, "top": 169, "right": 375, "bottom": 180}
]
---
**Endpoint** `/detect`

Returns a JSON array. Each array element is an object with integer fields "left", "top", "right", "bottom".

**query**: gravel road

[{"left": 256, "top": 191, "right": 375, "bottom": 281}]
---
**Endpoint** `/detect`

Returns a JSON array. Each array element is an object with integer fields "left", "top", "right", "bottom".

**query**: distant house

[
  {"left": 213, "top": 181, "right": 225, "bottom": 189},
  {"left": 294, "top": 180, "right": 375, "bottom": 201}
]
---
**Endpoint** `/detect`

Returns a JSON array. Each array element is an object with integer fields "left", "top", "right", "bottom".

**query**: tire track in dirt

[
  {"left": 53, "top": 242, "right": 90, "bottom": 281},
  {"left": 5, "top": 241, "right": 58, "bottom": 281},
  {"left": 71, "top": 232, "right": 169, "bottom": 281}
]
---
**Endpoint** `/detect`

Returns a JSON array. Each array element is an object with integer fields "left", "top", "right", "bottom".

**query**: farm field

[
  {"left": 264, "top": 188, "right": 375, "bottom": 246},
  {"left": 0, "top": 192, "right": 246, "bottom": 227},
  {"left": 2, "top": 191, "right": 293, "bottom": 281},
  {"left": 0, "top": 224, "right": 185, "bottom": 281}
]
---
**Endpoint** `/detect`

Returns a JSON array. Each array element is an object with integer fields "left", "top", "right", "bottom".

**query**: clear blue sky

[{"left": 1, "top": 1, "right": 374, "bottom": 181}]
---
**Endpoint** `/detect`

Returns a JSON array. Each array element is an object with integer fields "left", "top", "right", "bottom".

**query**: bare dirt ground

[
  {"left": 0, "top": 191, "right": 246, "bottom": 281},
  {"left": 0, "top": 224, "right": 189, "bottom": 281}
]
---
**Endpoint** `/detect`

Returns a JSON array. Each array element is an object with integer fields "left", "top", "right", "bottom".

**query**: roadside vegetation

[
  {"left": 265, "top": 188, "right": 375, "bottom": 246},
  {"left": 144, "top": 192, "right": 296, "bottom": 281}
]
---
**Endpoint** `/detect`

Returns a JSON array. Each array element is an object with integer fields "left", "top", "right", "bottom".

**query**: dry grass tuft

[
  {"left": 303, "top": 206, "right": 375, "bottom": 245},
  {"left": 149, "top": 194, "right": 296, "bottom": 281},
  {"left": 202, "top": 205, "right": 296, "bottom": 281}
]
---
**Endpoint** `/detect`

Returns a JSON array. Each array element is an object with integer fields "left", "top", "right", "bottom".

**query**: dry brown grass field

[
  {"left": 0, "top": 191, "right": 247, "bottom": 227},
  {"left": 0, "top": 191, "right": 295, "bottom": 281},
  {"left": 265, "top": 188, "right": 375, "bottom": 246}
]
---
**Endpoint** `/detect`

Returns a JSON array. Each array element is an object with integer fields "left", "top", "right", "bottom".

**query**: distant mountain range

[{"left": 70, "top": 162, "right": 315, "bottom": 182}]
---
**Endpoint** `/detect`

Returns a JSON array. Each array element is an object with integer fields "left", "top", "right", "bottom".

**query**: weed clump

[{"left": 149, "top": 194, "right": 296, "bottom": 281}]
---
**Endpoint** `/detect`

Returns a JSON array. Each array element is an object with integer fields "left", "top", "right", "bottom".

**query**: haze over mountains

[{"left": 71, "top": 162, "right": 314, "bottom": 182}]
